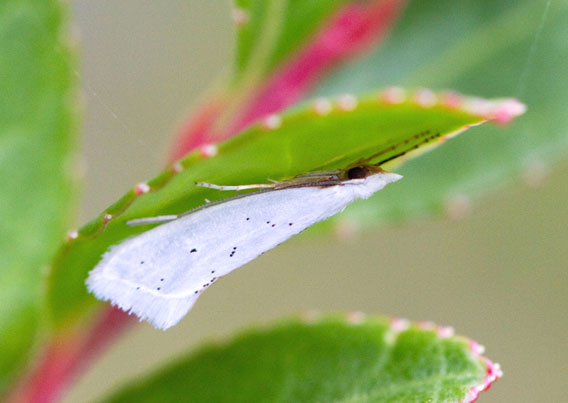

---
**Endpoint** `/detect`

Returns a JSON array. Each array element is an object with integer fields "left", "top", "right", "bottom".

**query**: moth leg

[
  {"left": 127, "top": 215, "right": 180, "bottom": 226},
  {"left": 196, "top": 182, "right": 276, "bottom": 191}
]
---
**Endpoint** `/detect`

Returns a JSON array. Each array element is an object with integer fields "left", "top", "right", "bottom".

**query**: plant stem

[{"left": 7, "top": 307, "right": 133, "bottom": 403}]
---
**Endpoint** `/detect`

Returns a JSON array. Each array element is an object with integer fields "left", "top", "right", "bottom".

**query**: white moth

[{"left": 86, "top": 164, "right": 402, "bottom": 330}]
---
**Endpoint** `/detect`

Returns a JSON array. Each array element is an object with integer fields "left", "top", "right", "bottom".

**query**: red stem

[
  {"left": 7, "top": 308, "right": 134, "bottom": 403},
  {"left": 230, "top": 0, "right": 405, "bottom": 134},
  {"left": 173, "top": 0, "right": 405, "bottom": 155},
  {"left": 169, "top": 95, "right": 226, "bottom": 161}
]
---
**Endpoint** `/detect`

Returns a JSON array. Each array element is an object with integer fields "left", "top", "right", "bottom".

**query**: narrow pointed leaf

[
  {"left": 0, "top": 0, "right": 78, "bottom": 394},
  {"left": 47, "top": 90, "right": 523, "bottom": 328},
  {"left": 315, "top": 0, "right": 567, "bottom": 226},
  {"left": 101, "top": 316, "right": 500, "bottom": 403}
]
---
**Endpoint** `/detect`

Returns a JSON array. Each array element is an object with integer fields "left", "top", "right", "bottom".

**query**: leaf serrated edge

[{"left": 305, "top": 313, "right": 502, "bottom": 403}]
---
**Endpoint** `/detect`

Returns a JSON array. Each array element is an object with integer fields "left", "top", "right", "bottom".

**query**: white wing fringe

[{"left": 86, "top": 272, "right": 196, "bottom": 330}]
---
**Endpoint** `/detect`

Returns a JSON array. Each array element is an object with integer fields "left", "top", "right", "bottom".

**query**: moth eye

[{"left": 346, "top": 166, "right": 368, "bottom": 179}]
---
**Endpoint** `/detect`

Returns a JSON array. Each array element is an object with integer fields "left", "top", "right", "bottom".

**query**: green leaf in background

[
  {"left": 46, "top": 90, "right": 521, "bottom": 329},
  {"left": 314, "top": 0, "right": 568, "bottom": 227},
  {"left": 0, "top": 0, "right": 78, "bottom": 394},
  {"left": 101, "top": 315, "right": 498, "bottom": 402},
  {"left": 233, "top": 0, "right": 347, "bottom": 83}
]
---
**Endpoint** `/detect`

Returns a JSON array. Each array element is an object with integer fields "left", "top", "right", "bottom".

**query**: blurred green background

[{"left": 66, "top": 1, "right": 567, "bottom": 402}]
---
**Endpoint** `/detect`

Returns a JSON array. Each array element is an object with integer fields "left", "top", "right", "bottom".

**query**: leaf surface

[
  {"left": 101, "top": 316, "right": 499, "bottom": 403},
  {"left": 0, "top": 0, "right": 78, "bottom": 393}
]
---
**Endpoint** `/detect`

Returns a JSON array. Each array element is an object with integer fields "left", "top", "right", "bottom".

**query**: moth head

[{"left": 343, "top": 164, "right": 386, "bottom": 180}]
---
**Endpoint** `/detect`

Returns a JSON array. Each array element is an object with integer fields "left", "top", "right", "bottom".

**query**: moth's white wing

[{"left": 86, "top": 172, "right": 401, "bottom": 330}]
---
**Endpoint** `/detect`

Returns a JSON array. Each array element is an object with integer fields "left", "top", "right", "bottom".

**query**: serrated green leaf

[
  {"left": 0, "top": 0, "right": 78, "bottom": 394},
  {"left": 46, "top": 90, "right": 518, "bottom": 328},
  {"left": 314, "top": 0, "right": 568, "bottom": 226},
  {"left": 233, "top": 0, "right": 347, "bottom": 83},
  {"left": 100, "top": 316, "right": 496, "bottom": 403}
]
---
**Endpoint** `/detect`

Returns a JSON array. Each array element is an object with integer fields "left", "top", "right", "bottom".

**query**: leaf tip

[
  {"left": 463, "top": 340, "right": 503, "bottom": 402},
  {"left": 490, "top": 98, "right": 527, "bottom": 124},
  {"left": 463, "top": 97, "right": 527, "bottom": 124}
]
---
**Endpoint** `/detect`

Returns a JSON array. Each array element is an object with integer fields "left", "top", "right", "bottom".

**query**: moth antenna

[{"left": 364, "top": 130, "right": 441, "bottom": 166}]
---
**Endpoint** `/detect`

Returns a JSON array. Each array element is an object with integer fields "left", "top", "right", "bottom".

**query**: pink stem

[
  {"left": 172, "top": 0, "right": 405, "bottom": 155},
  {"left": 7, "top": 308, "right": 134, "bottom": 403},
  {"left": 230, "top": 0, "right": 406, "bottom": 134},
  {"left": 170, "top": 95, "right": 226, "bottom": 161}
]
